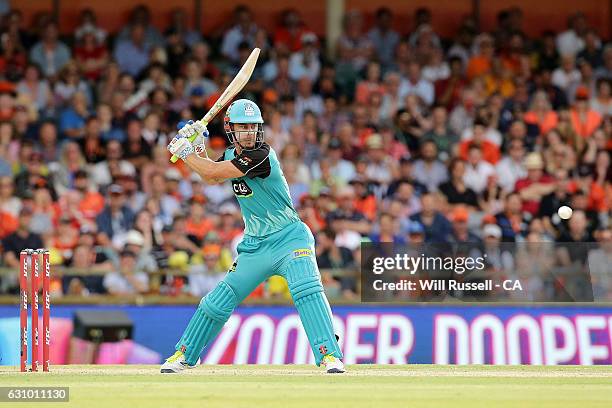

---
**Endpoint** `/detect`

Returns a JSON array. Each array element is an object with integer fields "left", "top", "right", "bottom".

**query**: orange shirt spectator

[
  {"left": 0, "top": 211, "right": 18, "bottom": 238},
  {"left": 570, "top": 86, "right": 602, "bottom": 138},
  {"left": 355, "top": 61, "right": 384, "bottom": 104},
  {"left": 459, "top": 140, "right": 500, "bottom": 164},
  {"left": 568, "top": 168, "right": 608, "bottom": 212},
  {"left": 186, "top": 218, "right": 214, "bottom": 241},
  {"left": 524, "top": 111, "right": 558, "bottom": 135},
  {"left": 79, "top": 191, "right": 105, "bottom": 219},
  {"left": 570, "top": 109, "right": 602, "bottom": 138},
  {"left": 466, "top": 34, "right": 495, "bottom": 80},
  {"left": 51, "top": 217, "right": 79, "bottom": 251},
  {"left": 185, "top": 195, "right": 214, "bottom": 241},
  {"left": 354, "top": 193, "right": 377, "bottom": 221},
  {"left": 524, "top": 90, "right": 559, "bottom": 136},
  {"left": 467, "top": 56, "right": 492, "bottom": 80}
]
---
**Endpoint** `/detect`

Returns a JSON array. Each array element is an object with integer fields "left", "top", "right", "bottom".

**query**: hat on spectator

[
  {"left": 202, "top": 244, "right": 221, "bottom": 258},
  {"left": 356, "top": 154, "right": 369, "bottom": 163},
  {"left": 408, "top": 221, "right": 425, "bottom": 235},
  {"left": 483, "top": 224, "right": 502, "bottom": 238},
  {"left": 125, "top": 230, "right": 145, "bottom": 246},
  {"left": 524, "top": 153, "right": 544, "bottom": 170},
  {"left": 205, "top": 231, "right": 220, "bottom": 242},
  {"left": 301, "top": 32, "right": 318, "bottom": 45},
  {"left": 318, "top": 187, "right": 332, "bottom": 197},
  {"left": 399, "top": 155, "right": 413, "bottom": 165},
  {"left": 349, "top": 176, "right": 367, "bottom": 186},
  {"left": 337, "top": 185, "right": 355, "bottom": 198},
  {"left": 366, "top": 134, "right": 383, "bottom": 149},
  {"left": 80, "top": 224, "right": 96, "bottom": 235},
  {"left": 108, "top": 184, "right": 124, "bottom": 195},
  {"left": 328, "top": 138, "right": 342, "bottom": 149},
  {"left": 116, "top": 171, "right": 135, "bottom": 181},
  {"left": 451, "top": 206, "right": 470, "bottom": 222},
  {"left": 165, "top": 168, "right": 182, "bottom": 182},
  {"left": 121, "top": 166, "right": 136, "bottom": 177},
  {"left": 168, "top": 251, "right": 189, "bottom": 270},
  {"left": 190, "top": 86, "right": 205, "bottom": 97},
  {"left": 190, "top": 194, "right": 207, "bottom": 205}
]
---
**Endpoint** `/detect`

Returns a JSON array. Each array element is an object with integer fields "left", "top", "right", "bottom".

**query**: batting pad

[
  {"left": 176, "top": 281, "right": 238, "bottom": 365},
  {"left": 286, "top": 257, "right": 343, "bottom": 365}
]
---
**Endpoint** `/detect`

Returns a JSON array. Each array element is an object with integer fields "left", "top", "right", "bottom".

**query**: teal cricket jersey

[{"left": 219, "top": 143, "right": 301, "bottom": 237}]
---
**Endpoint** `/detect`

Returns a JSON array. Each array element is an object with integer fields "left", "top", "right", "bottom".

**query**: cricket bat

[{"left": 170, "top": 47, "right": 261, "bottom": 163}]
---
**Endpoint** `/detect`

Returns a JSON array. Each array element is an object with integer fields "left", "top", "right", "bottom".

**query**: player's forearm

[{"left": 184, "top": 154, "right": 225, "bottom": 184}]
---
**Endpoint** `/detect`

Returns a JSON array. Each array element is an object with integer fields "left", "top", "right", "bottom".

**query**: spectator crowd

[{"left": 0, "top": 5, "right": 610, "bottom": 301}]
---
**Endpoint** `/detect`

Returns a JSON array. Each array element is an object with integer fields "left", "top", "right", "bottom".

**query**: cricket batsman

[{"left": 162, "top": 99, "right": 345, "bottom": 373}]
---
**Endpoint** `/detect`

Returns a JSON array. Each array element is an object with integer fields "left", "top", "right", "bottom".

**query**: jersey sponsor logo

[
  {"left": 319, "top": 345, "right": 328, "bottom": 355},
  {"left": 293, "top": 248, "right": 312, "bottom": 258},
  {"left": 237, "top": 156, "right": 251, "bottom": 166},
  {"left": 229, "top": 261, "right": 237, "bottom": 273},
  {"left": 232, "top": 180, "right": 253, "bottom": 197}
]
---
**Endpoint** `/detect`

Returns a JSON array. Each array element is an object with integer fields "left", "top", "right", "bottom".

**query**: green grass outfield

[{"left": 1, "top": 365, "right": 612, "bottom": 408}]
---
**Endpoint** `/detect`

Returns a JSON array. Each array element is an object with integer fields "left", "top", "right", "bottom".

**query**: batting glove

[
  {"left": 167, "top": 136, "right": 195, "bottom": 161},
  {"left": 177, "top": 120, "right": 209, "bottom": 147}
]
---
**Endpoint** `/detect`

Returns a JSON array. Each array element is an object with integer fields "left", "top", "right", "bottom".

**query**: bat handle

[{"left": 169, "top": 120, "right": 209, "bottom": 163}]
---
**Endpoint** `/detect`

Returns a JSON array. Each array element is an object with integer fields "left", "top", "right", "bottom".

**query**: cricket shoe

[
  {"left": 321, "top": 354, "right": 346, "bottom": 374},
  {"left": 160, "top": 350, "right": 200, "bottom": 373}
]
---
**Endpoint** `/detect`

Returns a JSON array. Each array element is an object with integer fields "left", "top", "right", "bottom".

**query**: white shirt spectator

[
  {"left": 0, "top": 196, "right": 21, "bottom": 217},
  {"left": 365, "top": 159, "right": 395, "bottom": 185},
  {"left": 103, "top": 270, "right": 149, "bottom": 294},
  {"left": 334, "top": 229, "right": 362, "bottom": 251},
  {"left": 589, "top": 97, "right": 612, "bottom": 116},
  {"left": 294, "top": 94, "right": 324, "bottom": 122},
  {"left": 188, "top": 266, "right": 225, "bottom": 297},
  {"left": 552, "top": 67, "right": 581, "bottom": 93},
  {"left": 496, "top": 156, "right": 527, "bottom": 192},
  {"left": 556, "top": 30, "right": 585, "bottom": 57},
  {"left": 588, "top": 247, "right": 612, "bottom": 300},
  {"left": 367, "top": 27, "right": 400, "bottom": 68},
  {"left": 221, "top": 25, "right": 257, "bottom": 62},
  {"left": 289, "top": 51, "right": 321, "bottom": 83},
  {"left": 412, "top": 159, "right": 448, "bottom": 192},
  {"left": 464, "top": 161, "right": 496, "bottom": 193},
  {"left": 311, "top": 160, "right": 356, "bottom": 185},
  {"left": 398, "top": 78, "right": 434, "bottom": 106},
  {"left": 422, "top": 62, "right": 450, "bottom": 83},
  {"left": 90, "top": 160, "right": 136, "bottom": 189}
]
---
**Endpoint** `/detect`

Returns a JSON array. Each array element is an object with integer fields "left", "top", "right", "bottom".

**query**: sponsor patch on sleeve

[{"left": 293, "top": 249, "right": 313, "bottom": 258}]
